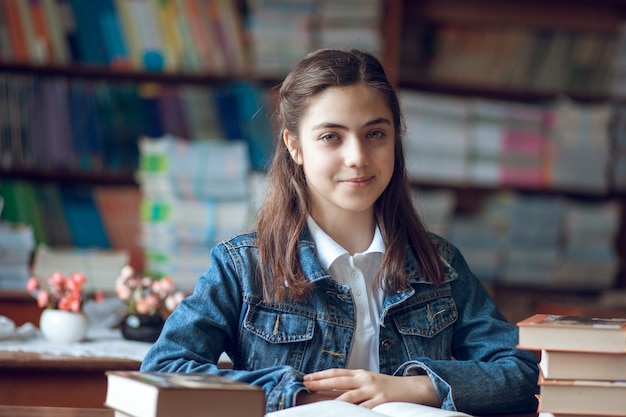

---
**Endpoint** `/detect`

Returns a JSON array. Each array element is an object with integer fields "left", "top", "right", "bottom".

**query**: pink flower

[
  {"left": 165, "top": 291, "right": 186, "bottom": 312},
  {"left": 36, "top": 290, "right": 50, "bottom": 308},
  {"left": 26, "top": 277, "right": 40, "bottom": 292},
  {"left": 48, "top": 272, "right": 66, "bottom": 292},
  {"left": 115, "top": 285, "right": 132, "bottom": 301},
  {"left": 115, "top": 266, "right": 187, "bottom": 319},
  {"left": 27, "top": 271, "right": 89, "bottom": 312},
  {"left": 135, "top": 295, "right": 158, "bottom": 315}
]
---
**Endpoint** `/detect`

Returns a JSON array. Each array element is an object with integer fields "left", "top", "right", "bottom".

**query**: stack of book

[
  {"left": 549, "top": 99, "right": 612, "bottom": 193},
  {"left": 550, "top": 200, "right": 620, "bottom": 290},
  {"left": 468, "top": 98, "right": 554, "bottom": 188},
  {"left": 610, "top": 101, "right": 626, "bottom": 191},
  {"left": 32, "top": 245, "right": 129, "bottom": 294},
  {"left": 517, "top": 314, "right": 626, "bottom": 416},
  {"left": 104, "top": 371, "right": 265, "bottom": 417},
  {"left": 401, "top": 91, "right": 471, "bottom": 183},
  {"left": 501, "top": 195, "right": 564, "bottom": 287},
  {"left": 137, "top": 134, "right": 253, "bottom": 292},
  {"left": 0, "top": 221, "right": 35, "bottom": 290},
  {"left": 317, "top": 0, "right": 384, "bottom": 56}
]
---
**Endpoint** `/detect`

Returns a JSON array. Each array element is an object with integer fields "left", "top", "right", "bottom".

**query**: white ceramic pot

[{"left": 39, "top": 309, "right": 89, "bottom": 343}]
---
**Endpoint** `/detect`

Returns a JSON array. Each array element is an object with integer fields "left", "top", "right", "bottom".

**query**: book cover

[
  {"left": 539, "top": 374, "right": 626, "bottom": 416},
  {"left": 0, "top": 3, "right": 13, "bottom": 61},
  {"left": 33, "top": 245, "right": 129, "bottom": 293},
  {"left": 105, "top": 371, "right": 265, "bottom": 417},
  {"left": 2, "top": 0, "right": 29, "bottom": 62},
  {"left": 59, "top": 186, "right": 111, "bottom": 249},
  {"left": 68, "top": 0, "right": 109, "bottom": 64},
  {"left": 28, "top": 0, "right": 55, "bottom": 63},
  {"left": 183, "top": 0, "right": 224, "bottom": 73},
  {"left": 128, "top": 0, "right": 165, "bottom": 71},
  {"left": 214, "top": 0, "right": 247, "bottom": 73},
  {"left": 114, "top": 0, "right": 141, "bottom": 68},
  {"left": 540, "top": 349, "right": 626, "bottom": 381},
  {"left": 155, "top": 85, "right": 190, "bottom": 140},
  {"left": 41, "top": 0, "right": 71, "bottom": 64},
  {"left": 153, "top": 0, "right": 183, "bottom": 71},
  {"left": 517, "top": 314, "right": 626, "bottom": 353},
  {"left": 172, "top": 0, "right": 201, "bottom": 71},
  {"left": 0, "top": 180, "right": 47, "bottom": 245},
  {"left": 92, "top": 185, "right": 144, "bottom": 272},
  {"left": 97, "top": 0, "right": 130, "bottom": 68},
  {"left": 34, "top": 182, "right": 72, "bottom": 247},
  {"left": 15, "top": 0, "right": 40, "bottom": 63}
]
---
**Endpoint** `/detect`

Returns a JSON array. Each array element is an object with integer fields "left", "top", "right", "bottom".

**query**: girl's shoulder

[
  {"left": 218, "top": 230, "right": 259, "bottom": 250},
  {"left": 428, "top": 232, "right": 455, "bottom": 263}
]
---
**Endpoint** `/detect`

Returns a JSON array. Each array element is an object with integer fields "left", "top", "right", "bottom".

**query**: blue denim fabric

[{"left": 140, "top": 229, "right": 539, "bottom": 414}]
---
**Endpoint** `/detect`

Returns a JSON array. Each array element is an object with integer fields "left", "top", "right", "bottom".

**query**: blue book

[
  {"left": 232, "top": 82, "right": 273, "bottom": 171},
  {"left": 213, "top": 83, "right": 244, "bottom": 140},
  {"left": 98, "top": 0, "right": 130, "bottom": 66},
  {"left": 60, "top": 186, "right": 111, "bottom": 249},
  {"left": 68, "top": 0, "right": 109, "bottom": 64}
]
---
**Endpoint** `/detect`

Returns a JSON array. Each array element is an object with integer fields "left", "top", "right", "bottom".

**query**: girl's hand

[{"left": 302, "top": 368, "right": 440, "bottom": 409}]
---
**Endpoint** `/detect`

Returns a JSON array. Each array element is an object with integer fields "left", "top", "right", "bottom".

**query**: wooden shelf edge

[
  {"left": 0, "top": 62, "right": 281, "bottom": 86},
  {"left": 0, "top": 168, "right": 138, "bottom": 186}
]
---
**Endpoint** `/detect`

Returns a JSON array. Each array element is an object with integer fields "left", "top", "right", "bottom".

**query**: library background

[{"left": 1, "top": 0, "right": 625, "bottom": 325}]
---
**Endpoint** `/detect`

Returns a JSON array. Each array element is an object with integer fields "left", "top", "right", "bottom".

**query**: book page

[
  {"left": 373, "top": 402, "right": 472, "bottom": 417},
  {"left": 266, "top": 401, "right": 386, "bottom": 417},
  {"left": 266, "top": 400, "right": 471, "bottom": 417}
]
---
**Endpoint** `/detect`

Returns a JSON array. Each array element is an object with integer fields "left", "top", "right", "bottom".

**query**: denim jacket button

[{"left": 381, "top": 339, "right": 393, "bottom": 351}]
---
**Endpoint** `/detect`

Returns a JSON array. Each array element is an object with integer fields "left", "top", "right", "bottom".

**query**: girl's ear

[{"left": 283, "top": 129, "right": 302, "bottom": 165}]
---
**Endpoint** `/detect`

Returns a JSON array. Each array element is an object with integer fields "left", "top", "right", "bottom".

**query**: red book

[
  {"left": 2, "top": 0, "right": 30, "bottom": 62},
  {"left": 517, "top": 314, "right": 626, "bottom": 353}
]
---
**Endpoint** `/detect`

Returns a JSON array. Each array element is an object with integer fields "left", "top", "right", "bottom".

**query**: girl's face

[{"left": 284, "top": 84, "right": 395, "bottom": 223}]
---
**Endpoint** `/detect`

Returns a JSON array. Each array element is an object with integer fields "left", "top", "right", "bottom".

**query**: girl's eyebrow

[{"left": 311, "top": 118, "right": 392, "bottom": 131}]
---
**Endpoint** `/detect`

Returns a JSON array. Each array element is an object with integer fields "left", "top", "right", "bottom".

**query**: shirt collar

[{"left": 306, "top": 216, "right": 385, "bottom": 270}]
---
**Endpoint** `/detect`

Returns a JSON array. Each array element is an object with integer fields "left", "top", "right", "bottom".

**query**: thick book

[
  {"left": 540, "top": 349, "right": 626, "bottom": 381},
  {"left": 105, "top": 371, "right": 265, "bottom": 417},
  {"left": 517, "top": 314, "right": 626, "bottom": 353},
  {"left": 266, "top": 400, "right": 471, "bottom": 417},
  {"left": 538, "top": 374, "right": 626, "bottom": 416}
]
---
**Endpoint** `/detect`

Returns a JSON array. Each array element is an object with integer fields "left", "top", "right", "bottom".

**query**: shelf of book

[
  {"left": 388, "top": 0, "right": 626, "bottom": 301},
  {"left": 0, "top": 0, "right": 625, "bottom": 318},
  {"left": 395, "top": 0, "right": 626, "bottom": 99}
]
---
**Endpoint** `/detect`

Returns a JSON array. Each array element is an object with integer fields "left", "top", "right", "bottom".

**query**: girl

[{"left": 140, "top": 49, "right": 539, "bottom": 414}]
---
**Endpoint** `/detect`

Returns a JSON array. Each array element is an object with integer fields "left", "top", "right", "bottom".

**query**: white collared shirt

[{"left": 306, "top": 216, "right": 385, "bottom": 371}]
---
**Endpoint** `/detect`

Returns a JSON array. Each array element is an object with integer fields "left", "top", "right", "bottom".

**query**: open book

[{"left": 266, "top": 400, "right": 472, "bottom": 417}]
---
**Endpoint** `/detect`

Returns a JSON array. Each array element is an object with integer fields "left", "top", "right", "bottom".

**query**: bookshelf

[
  {"left": 0, "top": 0, "right": 625, "bottom": 321},
  {"left": 0, "top": 0, "right": 268, "bottom": 286},
  {"left": 384, "top": 0, "right": 626, "bottom": 321}
]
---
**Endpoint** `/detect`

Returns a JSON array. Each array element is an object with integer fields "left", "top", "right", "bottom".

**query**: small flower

[
  {"left": 115, "top": 266, "right": 186, "bottom": 319},
  {"left": 27, "top": 272, "right": 89, "bottom": 312},
  {"left": 36, "top": 290, "right": 50, "bottom": 309},
  {"left": 26, "top": 277, "right": 40, "bottom": 293}
]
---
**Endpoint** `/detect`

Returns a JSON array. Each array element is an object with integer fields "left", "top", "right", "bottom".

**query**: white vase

[{"left": 39, "top": 309, "right": 89, "bottom": 343}]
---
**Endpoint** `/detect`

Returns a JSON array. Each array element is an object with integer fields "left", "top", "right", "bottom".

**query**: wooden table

[
  {"left": 0, "top": 351, "right": 141, "bottom": 408},
  {"left": 0, "top": 405, "right": 113, "bottom": 417}
]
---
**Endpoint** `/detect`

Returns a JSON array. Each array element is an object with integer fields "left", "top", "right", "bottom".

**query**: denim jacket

[{"left": 140, "top": 229, "right": 539, "bottom": 414}]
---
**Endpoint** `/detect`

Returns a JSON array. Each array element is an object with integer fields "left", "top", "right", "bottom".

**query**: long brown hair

[{"left": 255, "top": 49, "right": 444, "bottom": 303}]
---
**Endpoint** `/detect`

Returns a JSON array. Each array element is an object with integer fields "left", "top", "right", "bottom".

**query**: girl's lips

[{"left": 342, "top": 176, "right": 374, "bottom": 186}]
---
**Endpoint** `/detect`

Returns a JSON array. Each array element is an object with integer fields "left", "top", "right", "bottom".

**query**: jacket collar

[{"left": 296, "top": 227, "right": 458, "bottom": 286}]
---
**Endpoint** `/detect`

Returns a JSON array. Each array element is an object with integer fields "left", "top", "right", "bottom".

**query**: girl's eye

[
  {"left": 320, "top": 133, "right": 339, "bottom": 142},
  {"left": 367, "top": 130, "right": 384, "bottom": 139}
]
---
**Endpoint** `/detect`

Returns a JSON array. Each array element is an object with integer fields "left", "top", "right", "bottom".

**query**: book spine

[{"left": 40, "top": 0, "right": 70, "bottom": 64}]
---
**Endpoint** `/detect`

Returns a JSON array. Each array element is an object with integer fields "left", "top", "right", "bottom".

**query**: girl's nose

[{"left": 344, "top": 138, "right": 369, "bottom": 167}]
